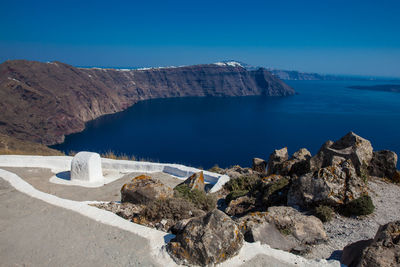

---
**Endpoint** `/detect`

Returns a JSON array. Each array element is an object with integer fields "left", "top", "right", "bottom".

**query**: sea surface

[{"left": 52, "top": 80, "right": 400, "bottom": 169}]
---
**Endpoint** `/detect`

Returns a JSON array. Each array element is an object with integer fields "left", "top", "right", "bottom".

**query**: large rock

[
  {"left": 252, "top": 157, "right": 267, "bottom": 173},
  {"left": 225, "top": 195, "right": 257, "bottom": 217},
  {"left": 288, "top": 160, "right": 367, "bottom": 208},
  {"left": 133, "top": 197, "right": 205, "bottom": 232},
  {"left": 310, "top": 132, "right": 373, "bottom": 176},
  {"left": 225, "top": 165, "right": 254, "bottom": 179},
  {"left": 358, "top": 221, "right": 400, "bottom": 267},
  {"left": 177, "top": 171, "right": 205, "bottom": 192},
  {"left": 167, "top": 209, "right": 243, "bottom": 266},
  {"left": 121, "top": 175, "right": 173, "bottom": 204},
  {"left": 269, "top": 149, "right": 312, "bottom": 177},
  {"left": 237, "top": 207, "right": 326, "bottom": 254},
  {"left": 342, "top": 221, "right": 400, "bottom": 267},
  {"left": 267, "top": 147, "right": 289, "bottom": 175},
  {"left": 368, "top": 150, "right": 398, "bottom": 179},
  {"left": 267, "top": 206, "right": 327, "bottom": 246},
  {"left": 341, "top": 239, "right": 373, "bottom": 267},
  {"left": 70, "top": 152, "right": 104, "bottom": 183}
]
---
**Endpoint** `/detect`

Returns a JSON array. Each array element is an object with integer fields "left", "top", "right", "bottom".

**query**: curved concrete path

[{"left": 0, "top": 178, "right": 159, "bottom": 266}]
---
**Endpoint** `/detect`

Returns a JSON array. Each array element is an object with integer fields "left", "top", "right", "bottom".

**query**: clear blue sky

[{"left": 1, "top": 0, "right": 399, "bottom": 77}]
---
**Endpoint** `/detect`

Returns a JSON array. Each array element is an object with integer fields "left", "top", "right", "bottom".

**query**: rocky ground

[{"left": 307, "top": 177, "right": 400, "bottom": 260}]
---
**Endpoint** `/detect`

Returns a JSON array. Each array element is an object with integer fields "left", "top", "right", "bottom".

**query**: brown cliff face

[{"left": 0, "top": 60, "right": 295, "bottom": 145}]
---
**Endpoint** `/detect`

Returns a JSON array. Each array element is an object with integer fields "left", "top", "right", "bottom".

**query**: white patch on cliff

[{"left": 214, "top": 61, "right": 242, "bottom": 67}]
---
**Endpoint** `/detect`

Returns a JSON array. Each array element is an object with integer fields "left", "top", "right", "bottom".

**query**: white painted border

[{"left": 0, "top": 163, "right": 340, "bottom": 266}]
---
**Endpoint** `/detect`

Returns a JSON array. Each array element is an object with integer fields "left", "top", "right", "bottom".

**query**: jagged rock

[
  {"left": 368, "top": 150, "right": 398, "bottom": 179},
  {"left": 178, "top": 171, "right": 205, "bottom": 192},
  {"left": 121, "top": 175, "right": 173, "bottom": 204},
  {"left": 237, "top": 207, "right": 326, "bottom": 254},
  {"left": 310, "top": 132, "right": 373, "bottom": 176},
  {"left": 270, "top": 149, "right": 312, "bottom": 177},
  {"left": 225, "top": 195, "right": 256, "bottom": 217},
  {"left": 267, "top": 147, "right": 289, "bottom": 175},
  {"left": 288, "top": 148, "right": 312, "bottom": 176},
  {"left": 341, "top": 239, "right": 373, "bottom": 267},
  {"left": 71, "top": 151, "right": 104, "bottom": 183},
  {"left": 134, "top": 198, "right": 205, "bottom": 232},
  {"left": 342, "top": 221, "right": 400, "bottom": 267},
  {"left": 260, "top": 175, "right": 290, "bottom": 207},
  {"left": 392, "top": 170, "right": 400, "bottom": 183},
  {"left": 225, "top": 165, "right": 254, "bottom": 179},
  {"left": 289, "top": 160, "right": 366, "bottom": 208},
  {"left": 92, "top": 201, "right": 144, "bottom": 220},
  {"left": 167, "top": 209, "right": 243, "bottom": 266},
  {"left": 288, "top": 160, "right": 367, "bottom": 208},
  {"left": 267, "top": 206, "right": 327, "bottom": 245},
  {"left": 252, "top": 157, "right": 267, "bottom": 173}
]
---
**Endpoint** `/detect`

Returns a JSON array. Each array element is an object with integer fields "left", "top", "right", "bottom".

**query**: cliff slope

[{"left": 0, "top": 60, "right": 294, "bottom": 145}]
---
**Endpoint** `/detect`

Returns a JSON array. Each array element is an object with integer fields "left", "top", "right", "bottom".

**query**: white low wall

[{"left": 0, "top": 155, "right": 229, "bottom": 192}]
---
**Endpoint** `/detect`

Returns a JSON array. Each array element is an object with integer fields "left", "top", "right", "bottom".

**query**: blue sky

[{"left": 1, "top": 0, "right": 399, "bottom": 77}]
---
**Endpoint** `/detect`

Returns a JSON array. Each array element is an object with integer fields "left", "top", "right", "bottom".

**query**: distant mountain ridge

[{"left": 0, "top": 60, "right": 294, "bottom": 145}]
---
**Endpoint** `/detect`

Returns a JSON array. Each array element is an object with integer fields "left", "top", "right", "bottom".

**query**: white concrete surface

[
  {"left": 0, "top": 168, "right": 341, "bottom": 267},
  {"left": 71, "top": 152, "right": 104, "bottom": 183}
]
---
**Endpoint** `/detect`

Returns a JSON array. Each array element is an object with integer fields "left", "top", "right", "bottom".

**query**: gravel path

[
  {"left": 0, "top": 178, "right": 159, "bottom": 267},
  {"left": 307, "top": 178, "right": 400, "bottom": 260},
  {"left": 0, "top": 167, "right": 182, "bottom": 202}
]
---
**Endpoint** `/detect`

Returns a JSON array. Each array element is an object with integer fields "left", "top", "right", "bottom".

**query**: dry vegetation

[{"left": 0, "top": 133, "right": 64, "bottom": 156}]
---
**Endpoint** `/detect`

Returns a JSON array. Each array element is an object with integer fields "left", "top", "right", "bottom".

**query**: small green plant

[
  {"left": 225, "top": 190, "right": 249, "bottom": 204},
  {"left": 262, "top": 177, "right": 290, "bottom": 207},
  {"left": 224, "top": 175, "right": 260, "bottom": 192},
  {"left": 174, "top": 184, "right": 216, "bottom": 212},
  {"left": 279, "top": 227, "right": 292, "bottom": 236},
  {"left": 315, "top": 205, "right": 334, "bottom": 222},
  {"left": 360, "top": 162, "right": 369, "bottom": 184},
  {"left": 343, "top": 195, "right": 375, "bottom": 217}
]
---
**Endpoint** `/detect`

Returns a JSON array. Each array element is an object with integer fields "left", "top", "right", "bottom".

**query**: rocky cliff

[{"left": 0, "top": 60, "right": 294, "bottom": 145}]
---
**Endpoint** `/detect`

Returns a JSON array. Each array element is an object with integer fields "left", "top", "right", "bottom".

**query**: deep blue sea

[{"left": 52, "top": 80, "right": 400, "bottom": 169}]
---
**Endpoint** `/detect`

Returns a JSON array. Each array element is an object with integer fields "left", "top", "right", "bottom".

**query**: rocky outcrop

[
  {"left": 341, "top": 221, "right": 400, "bottom": 267},
  {"left": 167, "top": 209, "right": 243, "bottom": 266},
  {"left": 270, "top": 148, "right": 311, "bottom": 177},
  {"left": 252, "top": 157, "right": 267, "bottom": 173},
  {"left": 368, "top": 150, "right": 398, "bottom": 179},
  {"left": 288, "top": 160, "right": 367, "bottom": 208},
  {"left": 310, "top": 132, "right": 373, "bottom": 176},
  {"left": 0, "top": 60, "right": 295, "bottom": 145},
  {"left": 176, "top": 171, "right": 205, "bottom": 192},
  {"left": 267, "top": 147, "right": 289, "bottom": 175},
  {"left": 238, "top": 207, "right": 326, "bottom": 254},
  {"left": 121, "top": 175, "right": 173, "bottom": 204}
]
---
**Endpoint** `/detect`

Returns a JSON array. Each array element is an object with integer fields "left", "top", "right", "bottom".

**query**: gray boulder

[
  {"left": 121, "top": 175, "right": 173, "bottom": 204},
  {"left": 368, "top": 150, "right": 398, "bottom": 179},
  {"left": 342, "top": 221, "right": 400, "bottom": 267},
  {"left": 237, "top": 207, "right": 326, "bottom": 254},
  {"left": 167, "top": 209, "right": 243, "bottom": 266},
  {"left": 288, "top": 160, "right": 367, "bottom": 208},
  {"left": 252, "top": 157, "right": 267, "bottom": 173},
  {"left": 310, "top": 132, "right": 373, "bottom": 176},
  {"left": 267, "top": 147, "right": 289, "bottom": 175},
  {"left": 225, "top": 165, "right": 254, "bottom": 179}
]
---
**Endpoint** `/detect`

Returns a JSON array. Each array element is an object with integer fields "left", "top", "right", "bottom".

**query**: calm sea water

[{"left": 52, "top": 80, "right": 400, "bottom": 169}]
